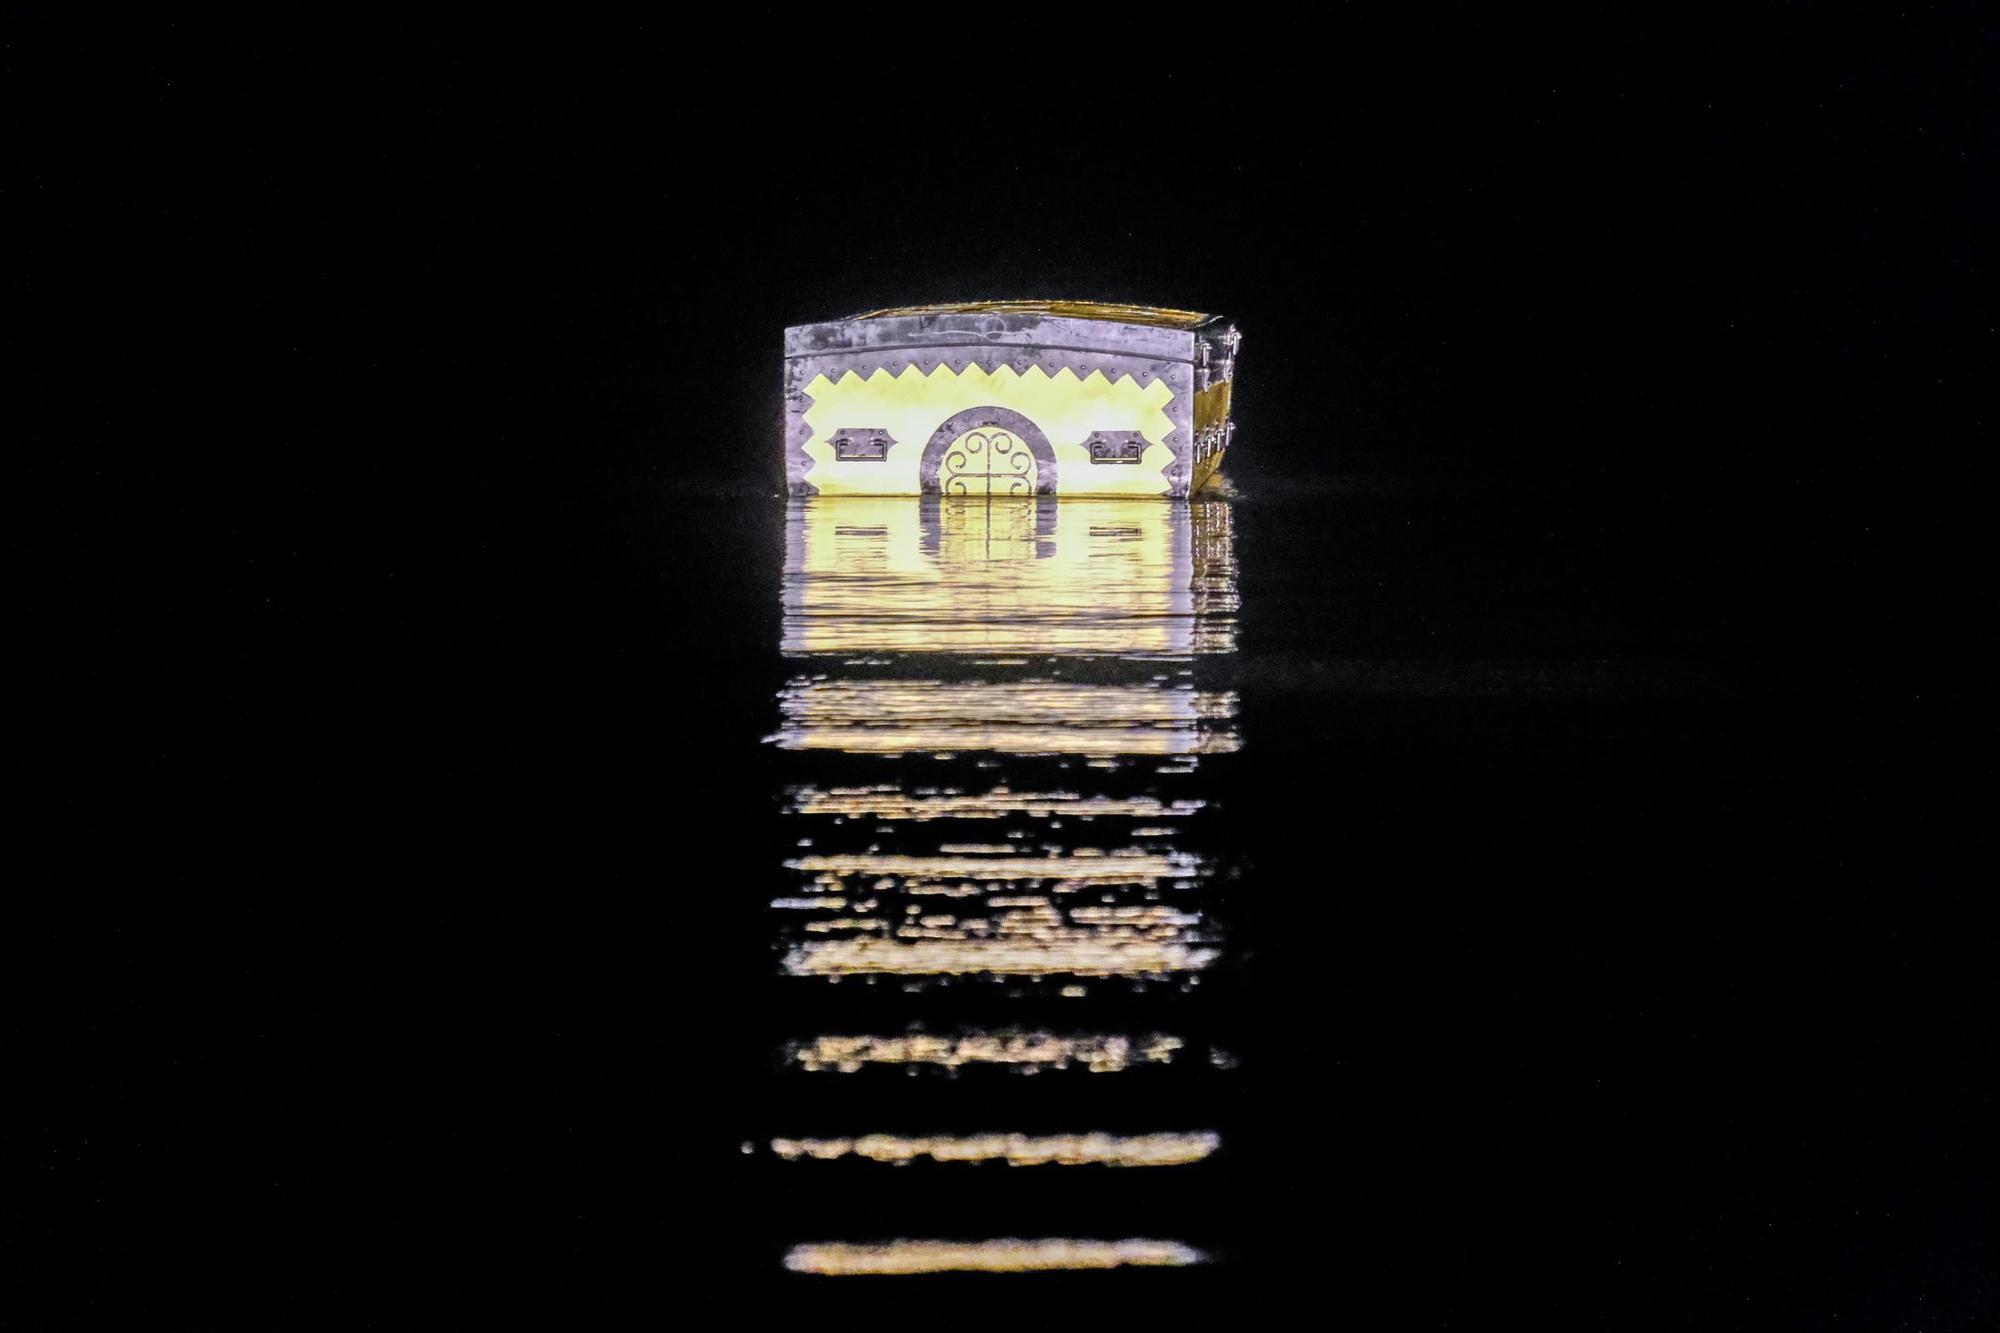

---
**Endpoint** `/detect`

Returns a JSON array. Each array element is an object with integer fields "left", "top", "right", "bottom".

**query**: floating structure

[{"left": 784, "top": 301, "right": 1241, "bottom": 497}]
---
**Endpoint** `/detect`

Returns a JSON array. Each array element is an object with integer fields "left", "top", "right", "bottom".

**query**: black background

[{"left": 13, "top": 9, "right": 1995, "bottom": 1328}]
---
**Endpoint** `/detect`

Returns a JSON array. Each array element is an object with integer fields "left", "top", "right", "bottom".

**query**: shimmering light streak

[
  {"left": 783, "top": 936, "right": 1217, "bottom": 977},
  {"left": 787, "top": 1031, "right": 1185, "bottom": 1073},
  {"left": 771, "top": 679, "right": 1241, "bottom": 757},
  {"left": 785, "top": 785, "right": 1207, "bottom": 820},
  {"left": 784, "top": 1238, "right": 1207, "bottom": 1275},
  {"left": 781, "top": 496, "right": 1236, "bottom": 658},
  {"left": 769, "top": 1131, "right": 1218, "bottom": 1167},
  {"left": 764, "top": 496, "right": 1244, "bottom": 1275},
  {"left": 785, "top": 849, "right": 1198, "bottom": 884}
]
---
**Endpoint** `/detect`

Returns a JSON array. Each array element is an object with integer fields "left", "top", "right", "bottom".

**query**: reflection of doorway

[
  {"left": 941, "top": 427, "right": 1037, "bottom": 496},
  {"left": 936, "top": 494, "right": 1039, "bottom": 563},
  {"left": 919, "top": 494, "right": 1059, "bottom": 563},
  {"left": 919, "top": 407, "right": 1059, "bottom": 496}
]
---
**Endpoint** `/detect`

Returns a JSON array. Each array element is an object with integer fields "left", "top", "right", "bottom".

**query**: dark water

[
  {"left": 608, "top": 478, "right": 1982, "bottom": 1320},
  {"left": 20, "top": 467, "right": 1989, "bottom": 1325}
]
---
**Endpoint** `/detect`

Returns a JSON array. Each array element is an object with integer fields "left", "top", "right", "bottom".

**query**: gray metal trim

[
  {"left": 785, "top": 313, "right": 1197, "bottom": 364},
  {"left": 919, "top": 406, "right": 1059, "bottom": 495},
  {"left": 831, "top": 428, "right": 895, "bottom": 461},
  {"left": 1084, "top": 430, "right": 1151, "bottom": 464}
]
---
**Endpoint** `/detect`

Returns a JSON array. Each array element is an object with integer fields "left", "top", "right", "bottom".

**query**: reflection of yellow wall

[
  {"left": 786, "top": 1239, "right": 1206, "bottom": 1275},
  {"left": 772, "top": 679, "right": 1241, "bottom": 757},
  {"left": 802, "top": 363, "right": 1176, "bottom": 496},
  {"left": 784, "top": 496, "right": 1199, "bottom": 656},
  {"left": 774, "top": 496, "right": 1240, "bottom": 757}
]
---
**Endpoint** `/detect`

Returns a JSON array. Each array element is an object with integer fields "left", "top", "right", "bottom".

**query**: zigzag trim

[
  {"left": 783, "top": 364, "right": 821, "bottom": 494},
  {"left": 787, "top": 350, "right": 1193, "bottom": 495},
  {"left": 809, "top": 361, "right": 1169, "bottom": 390}
]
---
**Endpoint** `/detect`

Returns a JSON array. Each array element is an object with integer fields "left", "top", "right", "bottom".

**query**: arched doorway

[{"left": 918, "top": 407, "right": 1059, "bottom": 496}]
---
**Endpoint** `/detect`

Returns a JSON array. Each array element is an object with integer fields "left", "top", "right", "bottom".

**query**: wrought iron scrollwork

[{"left": 941, "top": 428, "right": 1037, "bottom": 496}]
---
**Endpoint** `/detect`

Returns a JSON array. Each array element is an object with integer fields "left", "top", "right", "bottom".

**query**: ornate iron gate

[{"left": 939, "top": 427, "right": 1038, "bottom": 496}]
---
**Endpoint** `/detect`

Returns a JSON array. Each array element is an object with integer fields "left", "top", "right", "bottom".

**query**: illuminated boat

[{"left": 783, "top": 300, "right": 1241, "bottom": 498}]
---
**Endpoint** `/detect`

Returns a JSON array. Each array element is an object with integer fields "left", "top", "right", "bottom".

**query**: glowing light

[
  {"left": 762, "top": 493, "right": 1244, "bottom": 1273},
  {"left": 771, "top": 679, "right": 1242, "bottom": 757},
  {"left": 787, "top": 1031, "right": 1185, "bottom": 1074},
  {"left": 769, "top": 1131, "right": 1218, "bottom": 1168},
  {"left": 785, "top": 785, "right": 1206, "bottom": 821},
  {"left": 785, "top": 849, "right": 1198, "bottom": 884},
  {"left": 781, "top": 496, "right": 1238, "bottom": 658},
  {"left": 798, "top": 365, "right": 1178, "bottom": 498},
  {"left": 783, "top": 936, "right": 1217, "bottom": 978},
  {"left": 784, "top": 1238, "right": 1207, "bottom": 1275}
]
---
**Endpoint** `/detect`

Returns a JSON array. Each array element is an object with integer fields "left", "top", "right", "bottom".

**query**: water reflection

[
  {"left": 773, "top": 678, "right": 1239, "bottom": 757},
  {"left": 785, "top": 1239, "right": 1208, "bottom": 1277},
  {"left": 779, "top": 496, "right": 1237, "bottom": 658},
  {"left": 785, "top": 1031, "right": 1189, "bottom": 1075},
  {"left": 766, "top": 494, "right": 1241, "bottom": 1274},
  {"left": 769, "top": 1131, "right": 1221, "bottom": 1167}
]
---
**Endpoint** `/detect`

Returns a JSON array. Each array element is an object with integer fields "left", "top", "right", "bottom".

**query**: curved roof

[{"left": 849, "top": 300, "right": 1215, "bottom": 330}]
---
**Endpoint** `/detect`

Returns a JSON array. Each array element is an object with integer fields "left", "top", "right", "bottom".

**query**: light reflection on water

[
  {"left": 779, "top": 495, "right": 1238, "bottom": 659},
  {"left": 772, "top": 678, "right": 1240, "bottom": 757},
  {"left": 769, "top": 1131, "right": 1221, "bottom": 1167},
  {"left": 785, "top": 1239, "right": 1208, "bottom": 1277},
  {"left": 784, "top": 1031, "right": 1189, "bottom": 1074},
  {"left": 766, "top": 494, "right": 1241, "bottom": 1274}
]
